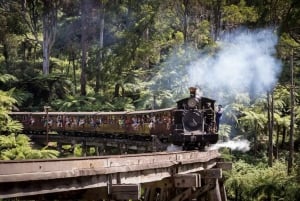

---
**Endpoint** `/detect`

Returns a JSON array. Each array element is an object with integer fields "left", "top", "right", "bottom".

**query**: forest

[{"left": 0, "top": 0, "right": 300, "bottom": 200}]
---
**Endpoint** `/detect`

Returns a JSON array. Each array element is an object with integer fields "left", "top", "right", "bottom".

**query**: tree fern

[
  {"left": 0, "top": 134, "right": 59, "bottom": 160},
  {"left": 0, "top": 135, "right": 16, "bottom": 150},
  {"left": 39, "top": 149, "right": 59, "bottom": 159},
  {"left": 0, "top": 74, "right": 17, "bottom": 84},
  {"left": 15, "top": 134, "right": 30, "bottom": 147}
]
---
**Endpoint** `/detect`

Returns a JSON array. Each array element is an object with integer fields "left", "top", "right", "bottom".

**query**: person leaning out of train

[{"left": 215, "top": 105, "right": 223, "bottom": 132}]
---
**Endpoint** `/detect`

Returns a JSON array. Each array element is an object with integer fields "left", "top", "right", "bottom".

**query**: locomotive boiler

[{"left": 9, "top": 87, "right": 219, "bottom": 150}]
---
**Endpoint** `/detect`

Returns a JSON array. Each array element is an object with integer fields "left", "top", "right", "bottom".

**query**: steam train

[{"left": 10, "top": 87, "right": 219, "bottom": 150}]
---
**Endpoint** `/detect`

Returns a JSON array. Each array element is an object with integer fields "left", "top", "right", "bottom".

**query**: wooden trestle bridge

[{"left": 0, "top": 150, "right": 231, "bottom": 201}]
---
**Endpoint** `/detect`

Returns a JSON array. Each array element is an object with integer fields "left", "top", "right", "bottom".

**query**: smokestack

[{"left": 189, "top": 87, "right": 197, "bottom": 98}]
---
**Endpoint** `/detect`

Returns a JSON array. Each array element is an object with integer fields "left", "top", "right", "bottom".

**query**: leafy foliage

[
  {"left": 225, "top": 160, "right": 298, "bottom": 201},
  {"left": 0, "top": 1, "right": 300, "bottom": 199},
  {"left": 222, "top": 0, "right": 259, "bottom": 28},
  {"left": 0, "top": 73, "right": 59, "bottom": 160},
  {"left": 0, "top": 134, "right": 59, "bottom": 160}
]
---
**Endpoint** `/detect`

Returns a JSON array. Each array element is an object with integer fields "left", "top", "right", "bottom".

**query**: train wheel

[
  {"left": 182, "top": 144, "right": 192, "bottom": 151},
  {"left": 198, "top": 143, "right": 206, "bottom": 151}
]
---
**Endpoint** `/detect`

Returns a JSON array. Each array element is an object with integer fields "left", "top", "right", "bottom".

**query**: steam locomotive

[{"left": 10, "top": 87, "right": 219, "bottom": 150}]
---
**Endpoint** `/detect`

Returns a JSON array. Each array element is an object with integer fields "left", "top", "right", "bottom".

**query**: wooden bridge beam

[
  {"left": 142, "top": 169, "right": 227, "bottom": 201},
  {"left": 173, "top": 174, "right": 201, "bottom": 188},
  {"left": 0, "top": 150, "right": 225, "bottom": 200},
  {"left": 110, "top": 184, "right": 141, "bottom": 201}
]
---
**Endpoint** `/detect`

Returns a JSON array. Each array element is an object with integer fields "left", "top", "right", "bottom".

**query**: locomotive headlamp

[{"left": 187, "top": 98, "right": 198, "bottom": 108}]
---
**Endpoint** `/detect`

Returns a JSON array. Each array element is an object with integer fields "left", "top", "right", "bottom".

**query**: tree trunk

[
  {"left": 95, "top": 0, "right": 105, "bottom": 93},
  {"left": 253, "top": 123, "right": 258, "bottom": 155},
  {"left": 275, "top": 125, "right": 279, "bottom": 159},
  {"left": 267, "top": 91, "right": 273, "bottom": 167},
  {"left": 212, "top": 0, "right": 222, "bottom": 41},
  {"left": 141, "top": 27, "right": 150, "bottom": 69},
  {"left": 42, "top": 0, "right": 57, "bottom": 75},
  {"left": 183, "top": 0, "right": 189, "bottom": 43},
  {"left": 72, "top": 52, "right": 77, "bottom": 94},
  {"left": 288, "top": 49, "right": 294, "bottom": 175},
  {"left": 281, "top": 127, "right": 286, "bottom": 148},
  {"left": 34, "top": 43, "right": 37, "bottom": 65},
  {"left": 22, "top": 0, "right": 40, "bottom": 65},
  {"left": 3, "top": 39, "right": 10, "bottom": 70},
  {"left": 42, "top": 34, "right": 50, "bottom": 74},
  {"left": 80, "top": 0, "right": 88, "bottom": 96}
]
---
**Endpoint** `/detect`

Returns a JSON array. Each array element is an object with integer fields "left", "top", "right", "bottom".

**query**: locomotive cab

[{"left": 171, "top": 87, "right": 218, "bottom": 150}]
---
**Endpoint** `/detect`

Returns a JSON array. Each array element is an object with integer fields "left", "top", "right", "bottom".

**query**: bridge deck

[{"left": 0, "top": 150, "right": 226, "bottom": 199}]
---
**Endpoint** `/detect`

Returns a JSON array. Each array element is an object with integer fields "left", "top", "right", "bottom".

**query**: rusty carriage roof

[{"left": 9, "top": 108, "right": 176, "bottom": 116}]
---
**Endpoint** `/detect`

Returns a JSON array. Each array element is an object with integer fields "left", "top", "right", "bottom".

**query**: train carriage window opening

[
  {"left": 90, "top": 116, "right": 96, "bottom": 128},
  {"left": 79, "top": 118, "right": 85, "bottom": 127},
  {"left": 118, "top": 117, "right": 124, "bottom": 128},
  {"left": 105, "top": 116, "right": 109, "bottom": 124},
  {"left": 102, "top": 116, "right": 107, "bottom": 124},
  {"left": 108, "top": 115, "right": 111, "bottom": 124},
  {"left": 21, "top": 115, "right": 27, "bottom": 123},
  {"left": 130, "top": 116, "right": 138, "bottom": 130},
  {"left": 70, "top": 117, "right": 76, "bottom": 127},
  {"left": 62, "top": 115, "right": 65, "bottom": 127},
  {"left": 29, "top": 116, "right": 35, "bottom": 125},
  {"left": 41, "top": 116, "right": 46, "bottom": 126},
  {"left": 57, "top": 115, "right": 63, "bottom": 127},
  {"left": 114, "top": 115, "right": 117, "bottom": 124},
  {"left": 49, "top": 118, "right": 53, "bottom": 127},
  {"left": 109, "top": 115, "right": 112, "bottom": 124},
  {"left": 85, "top": 116, "right": 89, "bottom": 125},
  {"left": 96, "top": 116, "right": 102, "bottom": 126},
  {"left": 22, "top": 115, "right": 28, "bottom": 124},
  {"left": 65, "top": 116, "right": 71, "bottom": 127},
  {"left": 108, "top": 115, "right": 112, "bottom": 124}
]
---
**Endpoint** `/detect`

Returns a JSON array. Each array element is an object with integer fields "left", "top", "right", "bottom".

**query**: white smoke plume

[
  {"left": 208, "top": 139, "right": 250, "bottom": 152},
  {"left": 166, "top": 144, "right": 183, "bottom": 152},
  {"left": 188, "top": 28, "right": 282, "bottom": 101}
]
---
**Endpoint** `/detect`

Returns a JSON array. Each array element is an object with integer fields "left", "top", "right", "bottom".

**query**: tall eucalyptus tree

[
  {"left": 80, "top": 0, "right": 88, "bottom": 96},
  {"left": 42, "top": 0, "right": 59, "bottom": 75},
  {"left": 288, "top": 49, "right": 295, "bottom": 175},
  {"left": 267, "top": 91, "right": 274, "bottom": 167},
  {"left": 95, "top": 0, "right": 106, "bottom": 93}
]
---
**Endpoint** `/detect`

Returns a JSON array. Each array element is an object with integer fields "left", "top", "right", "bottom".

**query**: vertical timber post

[
  {"left": 44, "top": 106, "right": 50, "bottom": 145},
  {"left": 95, "top": 146, "right": 100, "bottom": 156},
  {"left": 57, "top": 142, "right": 62, "bottom": 155},
  {"left": 82, "top": 140, "right": 87, "bottom": 157}
]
